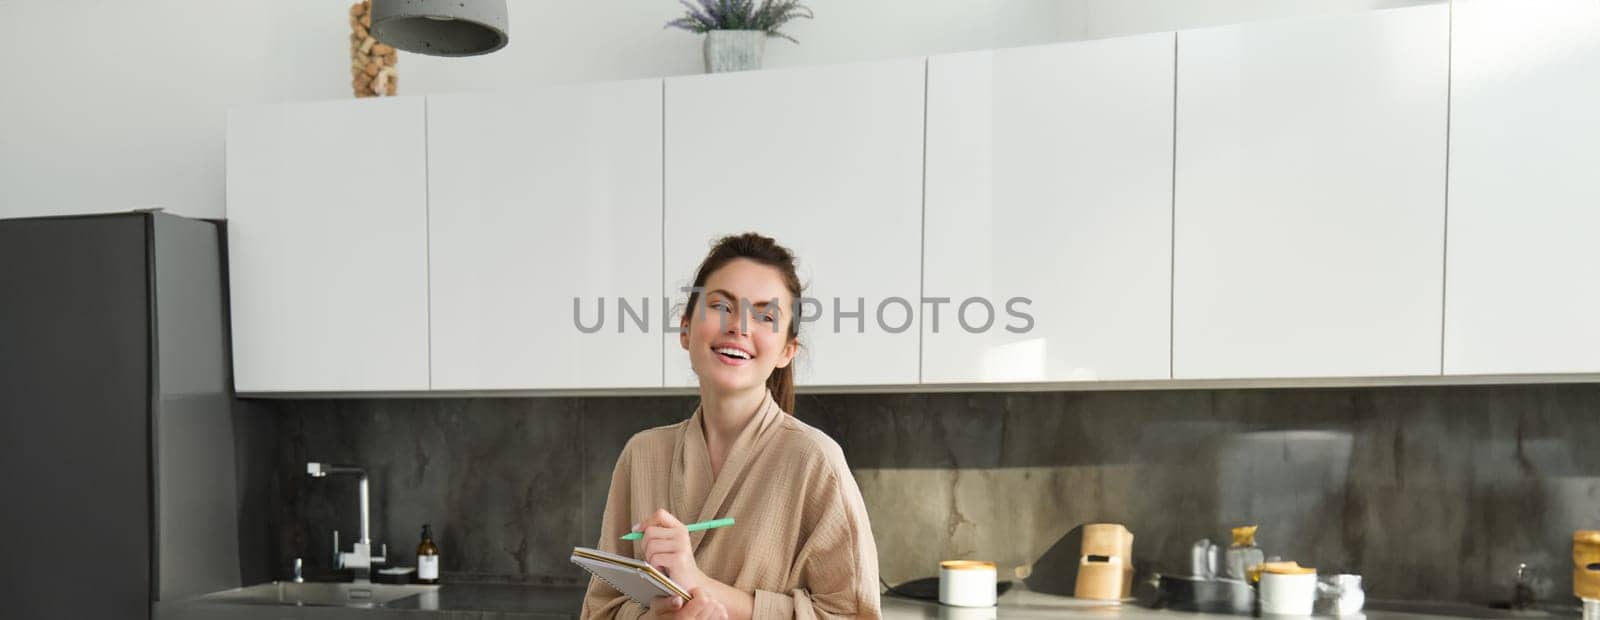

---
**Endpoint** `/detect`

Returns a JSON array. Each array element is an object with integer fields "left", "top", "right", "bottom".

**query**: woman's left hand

[
  {"left": 650, "top": 587, "right": 727, "bottom": 620},
  {"left": 635, "top": 508, "right": 706, "bottom": 591}
]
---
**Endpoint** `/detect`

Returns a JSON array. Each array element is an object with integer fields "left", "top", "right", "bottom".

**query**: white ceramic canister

[
  {"left": 1321, "top": 574, "right": 1365, "bottom": 616},
  {"left": 939, "top": 560, "right": 998, "bottom": 608},
  {"left": 1260, "top": 564, "right": 1318, "bottom": 616}
]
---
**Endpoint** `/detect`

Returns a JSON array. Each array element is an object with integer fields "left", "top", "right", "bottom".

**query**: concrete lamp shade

[{"left": 370, "top": 0, "right": 509, "bottom": 57}]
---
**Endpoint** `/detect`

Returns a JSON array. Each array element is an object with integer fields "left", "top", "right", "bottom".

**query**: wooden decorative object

[
  {"left": 1576, "top": 530, "right": 1600, "bottom": 599},
  {"left": 1074, "top": 523, "right": 1135, "bottom": 600},
  {"left": 350, "top": 1, "right": 398, "bottom": 97}
]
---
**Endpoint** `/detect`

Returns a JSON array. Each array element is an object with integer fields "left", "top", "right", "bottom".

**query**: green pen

[{"left": 620, "top": 517, "right": 735, "bottom": 541}]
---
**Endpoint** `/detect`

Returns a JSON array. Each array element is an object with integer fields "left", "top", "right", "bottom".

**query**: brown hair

[{"left": 683, "top": 232, "right": 803, "bottom": 413}]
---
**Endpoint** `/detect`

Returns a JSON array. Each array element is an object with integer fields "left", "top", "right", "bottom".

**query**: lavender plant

[{"left": 666, "top": 0, "right": 814, "bottom": 43}]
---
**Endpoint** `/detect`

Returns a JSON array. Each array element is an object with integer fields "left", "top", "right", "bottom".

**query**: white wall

[
  {"left": 1056, "top": 0, "right": 1441, "bottom": 39},
  {"left": 0, "top": 0, "right": 1439, "bottom": 221},
  {"left": 0, "top": 2, "right": 336, "bottom": 221}
]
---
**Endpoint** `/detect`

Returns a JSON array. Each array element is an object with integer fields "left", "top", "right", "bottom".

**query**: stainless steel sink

[{"left": 199, "top": 581, "right": 435, "bottom": 608}]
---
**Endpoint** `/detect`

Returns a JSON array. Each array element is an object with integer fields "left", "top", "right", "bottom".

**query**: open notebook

[{"left": 571, "top": 546, "right": 693, "bottom": 606}]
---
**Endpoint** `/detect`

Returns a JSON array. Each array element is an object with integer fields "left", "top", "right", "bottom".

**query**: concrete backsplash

[{"left": 248, "top": 383, "right": 1600, "bottom": 604}]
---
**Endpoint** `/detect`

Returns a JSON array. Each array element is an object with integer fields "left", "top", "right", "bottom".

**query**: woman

[{"left": 580, "top": 233, "right": 881, "bottom": 620}]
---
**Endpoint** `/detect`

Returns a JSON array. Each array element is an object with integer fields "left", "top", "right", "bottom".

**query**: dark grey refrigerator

[{"left": 0, "top": 211, "right": 244, "bottom": 618}]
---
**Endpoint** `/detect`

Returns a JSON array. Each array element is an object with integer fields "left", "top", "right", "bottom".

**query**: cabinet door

[
  {"left": 1172, "top": 6, "right": 1449, "bottom": 380},
  {"left": 226, "top": 98, "right": 430, "bottom": 392},
  {"left": 923, "top": 34, "right": 1175, "bottom": 384},
  {"left": 663, "top": 59, "right": 924, "bottom": 388},
  {"left": 1445, "top": 0, "right": 1600, "bottom": 375},
  {"left": 427, "top": 81, "right": 664, "bottom": 390}
]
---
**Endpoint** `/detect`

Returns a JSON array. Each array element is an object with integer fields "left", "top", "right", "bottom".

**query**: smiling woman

[{"left": 580, "top": 233, "right": 882, "bottom": 620}]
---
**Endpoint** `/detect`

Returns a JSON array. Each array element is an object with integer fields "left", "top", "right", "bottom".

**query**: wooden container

[
  {"left": 1575, "top": 530, "right": 1600, "bottom": 600},
  {"left": 1075, "top": 523, "right": 1134, "bottom": 600}
]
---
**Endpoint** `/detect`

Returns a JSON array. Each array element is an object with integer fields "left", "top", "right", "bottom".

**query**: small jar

[{"left": 939, "top": 560, "right": 997, "bottom": 608}]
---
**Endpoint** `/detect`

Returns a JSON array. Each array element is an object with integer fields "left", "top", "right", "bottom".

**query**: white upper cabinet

[
  {"left": 662, "top": 59, "right": 925, "bottom": 388},
  {"left": 427, "top": 81, "right": 664, "bottom": 390},
  {"left": 1172, "top": 6, "right": 1450, "bottom": 380},
  {"left": 226, "top": 97, "right": 431, "bottom": 392},
  {"left": 1445, "top": 0, "right": 1600, "bottom": 375},
  {"left": 922, "top": 34, "right": 1175, "bottom": 384}
]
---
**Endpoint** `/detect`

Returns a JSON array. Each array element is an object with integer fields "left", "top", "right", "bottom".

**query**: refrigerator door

[{"left": 0, "top": 213, "right": 154, "bottom": 619}]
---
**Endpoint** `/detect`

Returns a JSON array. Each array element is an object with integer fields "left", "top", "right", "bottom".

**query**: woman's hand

[
  {"left": 650, "top": 588, "right": 728, "bottom": 620},
  {"left": 635, "top": 508, "right": 706, "bottom": 591}
]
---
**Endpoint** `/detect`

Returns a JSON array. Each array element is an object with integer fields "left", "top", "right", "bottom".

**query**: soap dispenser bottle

[{"left": 417, "top": 524, "right": 440, "bottom": 585}]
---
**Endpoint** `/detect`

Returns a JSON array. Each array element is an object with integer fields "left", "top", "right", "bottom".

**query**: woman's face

[{"left": 680, "top": 258, "right": 798, "bottom": 395}]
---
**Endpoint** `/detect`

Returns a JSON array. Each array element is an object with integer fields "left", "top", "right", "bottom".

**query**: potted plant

[{"left": 666, "top": 0, "right": 814, "bottom": 73}]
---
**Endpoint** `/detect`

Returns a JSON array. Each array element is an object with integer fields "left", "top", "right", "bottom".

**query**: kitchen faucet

[{"left": 306, "top": 462, "right": 387, "bottom": 581}]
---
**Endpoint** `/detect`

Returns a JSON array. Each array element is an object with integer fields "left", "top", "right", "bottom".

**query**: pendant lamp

[{"left": 370, "top": 0, "right": 509, "bottom": 57}]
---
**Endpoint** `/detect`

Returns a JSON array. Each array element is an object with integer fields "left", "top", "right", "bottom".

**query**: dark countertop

[
  {"left": 880, "top": 589, "right": 1581, "bottom": 620},
  {"left": 155, "top": 583, "right": 587, "bottom": 620},
  {"left": 157, "top": 580, "right": 1568, "bottom": 620},
  {"left": 384, "top": 584, "right": 587, "bottom": 615}
]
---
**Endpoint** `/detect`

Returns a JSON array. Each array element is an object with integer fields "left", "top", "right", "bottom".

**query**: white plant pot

[{"left": 703, "top": 30, "right": 767, "bottom": 73}]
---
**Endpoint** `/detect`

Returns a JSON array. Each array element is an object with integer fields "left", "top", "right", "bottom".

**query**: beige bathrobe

[{"left": 580, "top": 390, "right": 881, "bottom": 620}]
